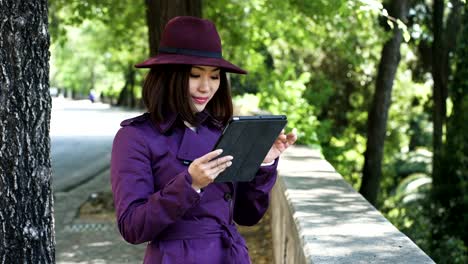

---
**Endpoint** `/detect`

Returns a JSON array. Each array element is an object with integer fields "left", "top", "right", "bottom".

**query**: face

[{"left": 189, "top": 65, "right": 221, "bottom": 112}]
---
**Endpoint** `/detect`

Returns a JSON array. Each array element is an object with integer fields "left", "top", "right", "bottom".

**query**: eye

[
  {"left": 190, "top": 73, "right": 200, "bottom": 78},
  {"left": 211, "top": 75, "right": 220, "bottom": 80}
]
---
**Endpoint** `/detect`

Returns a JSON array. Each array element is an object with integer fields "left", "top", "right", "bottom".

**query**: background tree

[
  {"left": 48, "top": 0, "right": 202, "bottom": 107},
  {"left": 0, "top": 0, "right": 54, "bottom": 262},
  {"left": 359, "top": 0, "right": 410, "bottom": 205},
  {"left": 116, "top": 0, "right": 203, "bottom": 107},
  {"left": 49, "top": 0, "right": 147, "bottom": 106},
  {"left": 120, "top": 0, "right": 203, "bottom": 106},
  {"left": 431, "top": 0, "right": 463, "bottom": 202},
  {"left": 430, "top": 2, "right": 467, "bottom": 261},
  {"left": 145, "top": 0, "right": 202, "bottom": 57}
]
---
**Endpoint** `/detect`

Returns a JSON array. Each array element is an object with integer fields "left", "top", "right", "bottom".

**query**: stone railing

[{"left": 271, "top": 146, "right": 435, "bottom": 264}]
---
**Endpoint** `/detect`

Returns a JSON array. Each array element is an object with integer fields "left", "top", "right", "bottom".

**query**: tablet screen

[{"left": 213, "top": 115, "right": 287, "bottom": 182}]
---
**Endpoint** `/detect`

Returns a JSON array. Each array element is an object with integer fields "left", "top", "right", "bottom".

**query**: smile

[{"left": 192, "top": 96, "right": 209, "bottom": 104}]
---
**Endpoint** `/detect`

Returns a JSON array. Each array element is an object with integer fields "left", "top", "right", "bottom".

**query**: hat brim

[{"left": 135, "top": 53, "right": 247, "bottom": 74}]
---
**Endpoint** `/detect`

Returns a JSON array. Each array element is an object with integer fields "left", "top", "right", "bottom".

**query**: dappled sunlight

[{"left": 87, "top": 241, "right": 114, "bottom": 247}]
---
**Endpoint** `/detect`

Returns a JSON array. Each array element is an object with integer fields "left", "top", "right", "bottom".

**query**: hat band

[{"left": 158, "top": 47, "right": 222, "bottom": 59}]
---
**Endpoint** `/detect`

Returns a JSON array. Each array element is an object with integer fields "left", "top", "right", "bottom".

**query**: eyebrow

[{"left": 192, "top": 66, "right": 221, "bottom": 72}]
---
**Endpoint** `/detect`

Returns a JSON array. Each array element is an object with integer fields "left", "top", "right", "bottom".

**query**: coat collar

[
  {"left": 176, "top": 124, "right": 220, "bottom": 162},
  {"left": 156, "top": 110, "right": 223, "bottom": 134}
]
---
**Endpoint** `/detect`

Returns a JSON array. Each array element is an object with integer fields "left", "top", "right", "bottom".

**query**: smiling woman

[
  {"left": 189, "top": 66, "right": 221, "bottom": 112},
  {"left": 110, "top": 16, "right": 297, "bottom": 264},
  {"left": 141, "top": 64, "right": 232, "bottom": 127}
]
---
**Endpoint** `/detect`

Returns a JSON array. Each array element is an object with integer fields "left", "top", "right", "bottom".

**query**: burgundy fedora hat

[{"left": 135, "top": 16, "right": 247, "bottom": 74}]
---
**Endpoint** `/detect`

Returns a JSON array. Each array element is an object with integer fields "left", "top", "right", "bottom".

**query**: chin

[{"left": 195, "top": 105, "right": 207, "bottom": 112}]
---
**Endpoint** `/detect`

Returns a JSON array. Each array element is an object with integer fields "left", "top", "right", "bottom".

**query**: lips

[{"left": 192, "top": 96, "right": 209, "bottom": 104}]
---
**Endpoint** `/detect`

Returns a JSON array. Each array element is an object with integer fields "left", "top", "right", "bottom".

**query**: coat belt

[{"left": 156, "top": 220, "right": 245, "bottom": 263}]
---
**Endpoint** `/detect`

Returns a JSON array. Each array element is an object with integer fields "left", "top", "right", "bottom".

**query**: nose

[{"left": 199, "top": 76, "right": 210, "bottom": 92}]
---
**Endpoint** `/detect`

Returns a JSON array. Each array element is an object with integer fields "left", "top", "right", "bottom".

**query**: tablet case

[{"left": 213, "top": 115, "right": 287, "bottom": 182}]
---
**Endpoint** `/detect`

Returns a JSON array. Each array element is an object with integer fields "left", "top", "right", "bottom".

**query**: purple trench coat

[{"left": 110, "top": 111, "right": 278, "bottom": 264}]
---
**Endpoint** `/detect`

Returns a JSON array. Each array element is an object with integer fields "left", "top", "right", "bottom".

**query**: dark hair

[{"left": 142, "top": 64, "right": 233, "bottom": 127}]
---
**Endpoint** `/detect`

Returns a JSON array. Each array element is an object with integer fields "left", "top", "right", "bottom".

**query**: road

[{"left": 51, "top": 98, "right": 140, "bottom": 192}]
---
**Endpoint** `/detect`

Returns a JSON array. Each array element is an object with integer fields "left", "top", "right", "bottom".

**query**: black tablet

[{"left": 213, "top": 115, "right": 287, "bottom": 182}]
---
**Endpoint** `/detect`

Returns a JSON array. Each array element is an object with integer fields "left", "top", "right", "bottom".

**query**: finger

[
  {"left": 211, "top": 165, "right": 231, "bottom": 180},
  {"left": 286, "top": 133, "right": 295, "bottom": 141},
  {"left": 198, "top": 149, "right": 223, "bottom": 163},
  {"left": 287, "top": 128, "right": 297, "bottom": 137},
  {"left": 208, "top": 160, "right": 232, "bottom": 175},
  {"left": 286, "top": 132, "right": 298, "bottom": 144},
  {"left": 206, "top": 155, "right": 233, "bottom": 169},
  {"left": 207, "top": 156, "right": 233, "bottom": 169},
  {"left": 278, "top": 134, "right": 287, "bottom": 143}
]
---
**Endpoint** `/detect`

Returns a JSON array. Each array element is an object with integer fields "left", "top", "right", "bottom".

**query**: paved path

[
  {"left": 55, "top": 168, "right": 146, "bottom": 264},
  {"left": 51, "top": 98, "right": 139, "bottom": 191},
  {"left": 52, "top": 98, "right": 145, "bottom": 263}
]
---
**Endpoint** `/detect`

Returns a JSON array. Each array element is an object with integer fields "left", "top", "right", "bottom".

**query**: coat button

[{"left": 224, "top": 193, "right": 232, "bottom": 201}]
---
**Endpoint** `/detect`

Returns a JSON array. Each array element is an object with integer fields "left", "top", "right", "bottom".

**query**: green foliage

[
  {"left": 381, "top": 171, "right": 432, "bottom": 257},
  {"left": 383, "top": 3, "right": 468, "bottom": 263},
  {"left": 429, "top": 3, "right": 468, "bottom": 262},
  {"left": 258, "top": 71, "right": 320, "bottom": 146},
  {"left": 433, "top": 236, "right": 468, "bottom": 264},
  {"left": 49, "top": 0, "right": 147, "bottom": 99},
  {"left": 208, "top": 0, "right": 466, "bottom": 262},
  {"left": 394, "top": 173, "right": 431, "bottom": 204},
  {"left": 205, "top": 0, "right": 386, "bottom": 183},
  {"left": 394, "top": 149, "right": 432, "bottom": 177}
]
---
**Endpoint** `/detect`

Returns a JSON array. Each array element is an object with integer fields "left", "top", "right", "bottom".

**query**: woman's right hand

[{"left": 188, "top": 149, "right": 233, "bottom": 191}]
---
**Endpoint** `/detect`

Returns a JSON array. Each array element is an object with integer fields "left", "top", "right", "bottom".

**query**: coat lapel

[{"left": 176, "top": 125, "right": 220, "bottom": 162}]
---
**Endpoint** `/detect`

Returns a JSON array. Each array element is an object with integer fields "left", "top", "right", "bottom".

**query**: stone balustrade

[{"left": 271, "top": 146, "right": 435, "bottom": 264}]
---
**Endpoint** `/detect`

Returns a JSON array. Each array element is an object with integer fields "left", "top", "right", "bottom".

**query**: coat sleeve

[
  {"left": 233, "top": 158, "right": 279, "bottom": 226},
  {"left": 110, "top": 126, "right": 201, "bottom": 244}
]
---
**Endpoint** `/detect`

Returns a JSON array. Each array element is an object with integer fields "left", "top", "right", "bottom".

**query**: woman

[{"left": 111, "top": 16, "right": 297, "bottom": 264}]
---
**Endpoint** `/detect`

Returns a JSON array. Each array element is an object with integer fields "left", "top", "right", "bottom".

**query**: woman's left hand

[{"left": 263, "top": 128, "right": 298, "bottom": 164}]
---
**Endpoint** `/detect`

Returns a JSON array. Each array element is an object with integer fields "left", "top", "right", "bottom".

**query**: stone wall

[{"left": 270, "top": 146, "right": 435, "bottom": 264}]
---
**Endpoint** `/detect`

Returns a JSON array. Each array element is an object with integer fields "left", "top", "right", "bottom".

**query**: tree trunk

[
  {"left": 431, "top": 0, "right": 463, "bottom": 200},
  {"left": 117, "top": 84, "right": 129, "bottom": 107},
  {"left": 129, "top": 68, "right": 136, "bottom": 108},
  {"left": 359, "top": 0, "right": 409, "bottom": 205},
  {"left": 145, "top": 0, "right": 202, "bottom": 57},
  {"left": 0, "top": 0, "right": 54, "bottom": 263},
  {"left": 117, "top": 65, "right": 136, "bottom": 107},
  {"left": 432, "top": 1, "right": 467, "bottom": 247},
  {"left": 431, "top": 0, "right": 446, "bottom": 195},
  {"left": 443, "top": 24, "right": 468, "bottom": 246}
]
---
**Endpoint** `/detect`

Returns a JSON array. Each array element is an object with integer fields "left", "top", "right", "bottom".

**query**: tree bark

[
  {"left": 431, "top": 0, "right": 446, "bottom": 194},
  {"left": 431, "top": 0, "right": 463, "bottom": 198},
  {"left": 0, "top": 0, "right": 54, "bottom": 263},
  {"left": 359, "top": 0, "right": 409, "bottom": 205},
  {"left": 117, "top": 65, "right": 136, "bottom": 107},
  {"left": 145, "top": 0, "right": 202, "bottom": 57}
]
